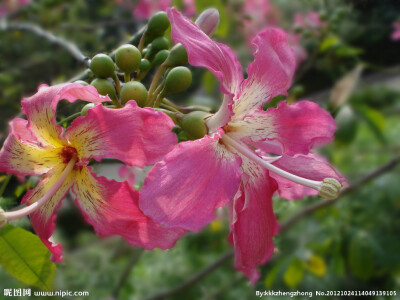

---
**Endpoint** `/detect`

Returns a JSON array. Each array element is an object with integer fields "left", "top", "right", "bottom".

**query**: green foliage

[{"left": 0, "top": 225, "right": 56, "bottom": 290}]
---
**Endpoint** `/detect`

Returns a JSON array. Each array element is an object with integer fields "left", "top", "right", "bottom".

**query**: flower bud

[
  {"left": 164, "top": 44, "right": 188, "bottom": 67},
  {"left": 195, "top": 8, "right": 220, "bottom": 37},
  {"left": 153, "top": 50, "right": 170, "bottom": 66},
  {"left": 152, "top": 37, "right": 170, "bottom": 51},
  {"left": 318, "top": 178, "right": 342, "bottom": 200},
  {"left": 181, "top": 111, "right": 211, "bottom": 140},
  {"left": 120, "top": 81, "right": 148, "bottom": 107},
  {"left": 139, "top": 58, "right": 151, "bottom": 72},
  {"left": 115, "top": 44, "right": 142, "bottom": 73},
  {"left": 164, "top": 66, "right": 192, "bottom": 95},
  {"left": 0, "top": 208, "right": 6, "bottom": 229},
  {"left": 74, "top": 80, "right": 89, "bottom": 86},
  {"left": 91, "top": 78, "right": 117, "bottom": 101},
  {"left": 147, "top": 12, "right": 170, "bottom": 37},
  {"left": 90, "top": 54, "right": 115, "bottom": 78},
  {"left": 81, "top": 103, "right": 96, "bottom": 116}
]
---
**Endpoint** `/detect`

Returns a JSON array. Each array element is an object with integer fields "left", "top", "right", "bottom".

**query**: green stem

[
  {"left": 124, "top": 73, "right": 130, "bottom": 83},
  {"left": 112, "top": 74, "right": 122, "bottom": 96},
  {"left": 0, "top": 175, "right": 12, "bottom": 198},
  {"left": 57, "top": 112, "right": 82, "bottom": 125},
  {"left": 154, "top": 91, "right": 166, "bottom": 108},
  {"left": 160, "top": 102, "right": 181, "bottom": 113},
  {"left": 146, "top": 64, "right": 167, "bottom": 106}
]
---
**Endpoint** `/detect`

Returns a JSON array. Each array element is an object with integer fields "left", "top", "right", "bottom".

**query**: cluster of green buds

[{"left": 75, "top": 9, "right": 219, "bottom": 141}]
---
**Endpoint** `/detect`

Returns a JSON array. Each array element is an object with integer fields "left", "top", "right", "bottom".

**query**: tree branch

[
  {"left": 279, "top": 154, "right": 400, "bottom": 233},
  {"left": 110, "top": 248, "right": 144, "bottom": 300},
  {"left": 1, "top": 22, "right": 90, "bottom": 67},
  {"left": 143, "top": 250, "right": 234, "bottom": 300}
]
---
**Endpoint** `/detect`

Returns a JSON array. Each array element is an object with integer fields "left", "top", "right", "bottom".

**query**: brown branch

[
  {"left": 143, "top": 250, "right": 234, "bottom": 300},
  {"left": 110, "top": 248, "right": 144, "bottom": 300},
  {"left": 279, "top": 154, "right": 400, "bottom": 233},
  {"left": 2, "top": 22, "right": 90, "bottom": 67}
]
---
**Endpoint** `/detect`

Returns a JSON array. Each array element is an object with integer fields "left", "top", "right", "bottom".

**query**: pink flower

[
  {"left": 0, "top": 83, "right": 183, "bottom": 262},
  {"left": 294, "top": 11, "right": 326, "bottom": 31},
  {"left": 133, "top": 0, "right": 195, "bottom": 19},
  {"left": 0, "top": 0, "right": 30, "bottom": 16},
  {"left": 391, "top": 21, "right": 400, "bottom": 41},
  {"left": 288, "top": 31, "right": 307, "bottom": 66},
  {"left": 134, "top": 0, "right": 171, "bottom": 19},
  {"left": 139, "top": 8, "right": 345, "bottom": 284},
  {"left": 241, "top": 0, "right": 280, "bottom": 43}
]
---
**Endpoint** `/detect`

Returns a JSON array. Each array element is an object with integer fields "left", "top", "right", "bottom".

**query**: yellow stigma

[
  {"left": 318, "top": 178, "right": 342, "bottom": 200},
  {"left": 0, "top": 208, "right": 7, "bottom": 229}
]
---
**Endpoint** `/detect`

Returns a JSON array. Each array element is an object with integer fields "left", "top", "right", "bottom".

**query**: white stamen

[
  {"left": 221, "top": 134, "right": 322, "bottom": 191},
  {"left": 3, "top": 157, "right": 76, "bottom": 221}
]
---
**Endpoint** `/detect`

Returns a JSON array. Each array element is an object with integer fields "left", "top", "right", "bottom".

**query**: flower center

[{"left": 60, "top": 146, "right": 78, "bottom": 164}]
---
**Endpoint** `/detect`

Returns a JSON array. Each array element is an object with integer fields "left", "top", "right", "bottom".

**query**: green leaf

[
  {"left": 0, "top": 225, "right": 56, "bottom": 290},
  {"left": 283, "top": 258, "right": 304, "bottom": 288},
  {"left": 348, "top": 231, "right": 375, "bottom": 280},
  {"left": 195, "top": 0, "right": 229, "bottom": 37},
  {"left": 319, "top": 35, "right": 340, "bottom": 52},
  {"left": 354, "top": 105, "right": 387, "bottom": 145}
]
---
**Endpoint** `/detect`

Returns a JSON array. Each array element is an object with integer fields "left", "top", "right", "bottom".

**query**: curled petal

[
  {"left": 23, "top": 164, "right": 75, "bottom": 262},
  {"left": 168, "top": 8, "right": 242, "bottom": 96},
  {"left": 233, "top": 28, "right": 295, "bottom": 116},
  {"left": 139, "top": 135, "right": 242, "bottom": 231},
  {"left": 228, "top": 101, "right": 337, "bottom": 156},
  {"left": 72, "top": 167, "right": 184, "bottom": 249},
  {"left": 65, "top": 101, "right": 177, "bottom": 167},
  {"left": 0, "top": 119, "right": 63, "bottom": 176},
  {"left": 229, "top": 154, "right": 278, "bottom": 284},
  {"left": 21, "top": 83, "right": 110, "bottom": 147},
  {"left": 168, "top": 8, "right": 242, "bottom": 131},
  {"left": 271, "top": 153, "right": 346, "bottom": 200}
]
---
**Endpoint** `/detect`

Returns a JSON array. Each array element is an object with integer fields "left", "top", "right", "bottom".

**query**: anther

[{"left": 318, "top": 178, "right": 342, "bottom": 200}]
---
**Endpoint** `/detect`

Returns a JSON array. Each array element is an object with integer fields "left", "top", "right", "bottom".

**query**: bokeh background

[{"left": 1, "top": 0, "right": 400, "bottom": 299}]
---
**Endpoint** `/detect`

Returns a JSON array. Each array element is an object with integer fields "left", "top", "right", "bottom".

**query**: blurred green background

[{"left": 1, "top": 0, "right": 400, "bottom": 299}]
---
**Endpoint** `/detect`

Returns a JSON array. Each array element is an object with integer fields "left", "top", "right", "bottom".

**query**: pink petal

[
  {"left": 65, "top": 101, "right": 177, "bottom": 167},
  {"left": 118, "top": 164, "right": 136, "bottom": 186},
  {"left": 0, "top": 119, "right": 63, "bottom": 176},
  {"left": 233, "top": 28, "right": 296, "bottom": 116},
  {"left": 230, "top": 155, "right": 278, "bottom": 284},
  {"left": 168, "top": 8, "right": 242, "bottom": 131},
  {"left": 271, "top": 153, "right": 346, "bottom": 200},
  {"left": 229, "top": 101, "right": 337, "bottom": 156},
  {"left": 21, "top": 83, "right": 110, "bottom": 147},
  {"left": 72, "top": 167, "right": 184, "bottom": 249},
  {"left": 168, "top": 8, "right": 242, "bottom": 97},
  {"left": 139, "top": 135, "right": 242, "bottom": 231},
  {"left": 23, "top": 164, "right": 75, "bottom": 262}
]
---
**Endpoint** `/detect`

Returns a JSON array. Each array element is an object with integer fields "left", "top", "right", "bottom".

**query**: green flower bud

[
  {"left": 90, "top": 54, "right": 115, "bottom": 78},
  {"left": 120, "top": 81, "right": 148, "bottom": 107},
  {"left": 74, "top": 80, "right": 89, "bottom": 86},
  {"left": 181, "top": 111, "right": 211, "bottom": 140},
  {"left": 152, "top": 37, "right": 169, "bottom": 51},
  {"left": 164, "top": 66, "right": 192, "bottom": 95},
  {"left": 91, "top": 78, "right": 117, "bottom": 100},
  {"left": 142, "top": 47, "right": 150, "bottom": 57},
  {"left": 139, "top": 58, "right": 151, "bottom": 72},
  {"left": 81, "top": 103, "right": 96, "bottom": 116},
  {"left": 153, "top": 50, "right": 170, "bottom": 66},
  {"left": 115, "top": 44, "right": 142, "bottom": 73},
  {"left": 164, "top": 44, "right": 188, "bottom": 67},
  {"left": 147, "top": 12, "right": 170, "bottom": 37}
]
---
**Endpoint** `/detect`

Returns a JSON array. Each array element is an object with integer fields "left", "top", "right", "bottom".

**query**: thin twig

[
  {"left": 143, "top": 250, "right": 234, "bottom": 300},
  {"left": 110, "top": 248, "right": 144, "bottom": 300},
  {"left": 279, "top": 154, "right": 400, "bottom": 233},
  {"left": 2, "top": 22, "right": 90, "bottom": 67}
]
